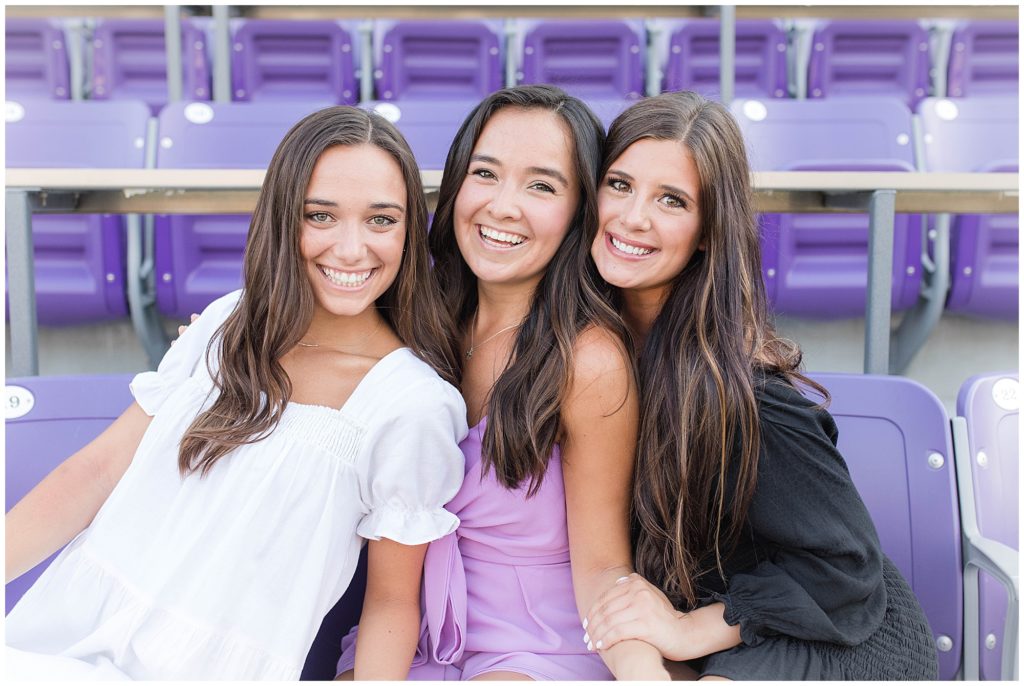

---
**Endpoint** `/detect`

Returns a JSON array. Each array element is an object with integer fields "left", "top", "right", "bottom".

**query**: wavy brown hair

[
  {"left": 178, "top": 106, "right": 457, "bottom": 477},
  {"left": 431, "top": 85, "right": 628, "bottom": 495},
  {"left": 607, "top": 91, "right": 828, "bottom": 609}
]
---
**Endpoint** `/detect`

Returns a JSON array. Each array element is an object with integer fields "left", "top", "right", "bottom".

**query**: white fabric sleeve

[
  {"left": 129, "top": 290, "right": 243, "bottom": 416},
  {"left": 357, "top": 376, "right": 468, "bottom": 546}
]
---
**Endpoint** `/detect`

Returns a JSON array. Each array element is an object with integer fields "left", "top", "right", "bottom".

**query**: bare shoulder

[{"left": 570, "top": 325, "right": 632, "bottom": 386}]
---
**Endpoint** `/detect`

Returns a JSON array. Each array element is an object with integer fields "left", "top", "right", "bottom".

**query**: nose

[
  {"left": 619, "top": 195, "right": 651, "bottom": 233},
  {"left": 330, "top": 224, "right": 369, "bottom": 264},
  {"left": 486, "top": 181, "right": 523, "bottom": 222}
]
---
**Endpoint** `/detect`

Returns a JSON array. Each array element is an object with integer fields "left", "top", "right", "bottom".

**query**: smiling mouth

[
  {"left": 318, "top": 265, "right": 375, "bottom": 289},
  {"left": 607, "top": 233, "right": 656, "bottom": 258},
  {"left": 478, "top": 225, "right": 527, "bottom": 249}
]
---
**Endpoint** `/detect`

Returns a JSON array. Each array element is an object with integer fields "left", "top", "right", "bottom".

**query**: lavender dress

[{"left": 337, "top": 417, "right": 612, "bottom": 680}]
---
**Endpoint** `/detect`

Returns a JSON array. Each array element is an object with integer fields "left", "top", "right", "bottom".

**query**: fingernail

[
  {"left": 583, "top": 632, "right": 589, "bottom": 644},
  {"left": 615, "top": 576, "right": 630, "bottom": 584},
  {"left": 595, "top": 640, "right": 603, "bottom": 650},
  {"left": 587, "top": 641, "right": 594, "bottom": 651},
  {"left": 582, "top": 617, "right": 588, "bottom": 630}
]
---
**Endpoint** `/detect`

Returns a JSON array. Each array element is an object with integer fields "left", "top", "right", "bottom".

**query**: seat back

[
  {"left": 732, "top": 97, "right": 922, "bottom": 317},
  {"left": 517, "top": 19, "right": 645, "bottom": 100},
  {"left": 957, "top": 373, "right": 1019, "bottom": 680},
  {"left": 660, "top": 19, "right": 788, "bottom": 99},
  {"left": 230, "top": 19, "right": 357, "bottom": 104},
  {"left": 807, "top": 20, "right": 930, "bottom": 108},
  {"left": 807, "top": 372, "right": 962, "bottom": 679},
  {"left": 91, "top": 18, "right": 211, "bottom": 115},
  {"left": 374, "top": 20, "right": 503, "bottom": 101},
  {"left": 153, "top": 101, "right": 325, "bottom": 317},
  {"left": 947, "top": 20, "right": 1019, "bottom": 98},
  {"left": 5, "top": 375, "right": 136, "bottom": 614},
  {"left": 5, "top": 99, "right": 150, "bottom": 324},
  {"left": 918, "top": 97, "right": 1019, "bottom": 319},
  {"left": 5, "top": 17, "right": 71, "bottom": 99}
]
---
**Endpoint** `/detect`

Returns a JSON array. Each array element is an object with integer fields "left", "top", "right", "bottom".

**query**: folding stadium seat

[
  {"left": 5, "top": 99, "right": 150, "bottom": 325},
  {"left": 947, "top": 20, "right": 1019, "bottom": 98},
  {"left": 956, "top": 373, "right": 1019, "bottom": 680},
  {"left": 513, "top": 19, "right": 645, "bottom": 128},
  {"left": 731, "top": 97, "right": 923, "bottom": 318},
  {"left": 5, "top": 375, "right": 136, "bottom": 614},
  {"left": 917, "top": 97, "right": 1018, "bottom": 319},
  {"left": 656, "top": 18, "right": 789, "bottom": 100},
  {"left": 5, "top": 17, "right": 71, "bottom": 100},
  {"left": 153, "top": 101, "right": 326, "bottom": 318},
  {"left": 230, "top": 19, "right": 358, "bottom": 104},
  {"left": 91, "top": 18, "right": 211, "bottom": 115},
  {"left": 805, "top": 373, "right": 963, "bottom": 678},
  {"left": 806, "top": 20, "right": 931, "bottom": 108},
  {"left": 361, "top": 20, "right": 503, "bottom": 169}
]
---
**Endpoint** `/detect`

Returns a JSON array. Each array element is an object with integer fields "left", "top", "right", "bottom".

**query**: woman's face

[
  {"left": 300, "top": 144, "right": 407, "bottom": 319},
  {"left": 591, "top": 138, "right": 704, "bottom": 298},
  {"left": 453, "top": 107, "right": 579, "bottom": 291}
]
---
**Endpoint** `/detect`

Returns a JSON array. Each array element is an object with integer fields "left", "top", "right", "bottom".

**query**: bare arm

[
  {"left": 561, "top": 327, "right": 668, "bottom": 680},
  {"left": 5, "top": 401, "right": 151, "bottom": 583},
  {"left": 352, "top": 537, "right": 427, "bottom": 680}
]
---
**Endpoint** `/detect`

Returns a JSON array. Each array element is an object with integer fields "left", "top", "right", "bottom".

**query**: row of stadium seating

[
  {"left": 6, "top": 17, "right": 1018, "bottom": 114},
  {"left": 5, "top": 94, "right": 1017, "bottom": 328},
  {"left": 5, "top": 371, "right": 1018, "bottom": 680}
]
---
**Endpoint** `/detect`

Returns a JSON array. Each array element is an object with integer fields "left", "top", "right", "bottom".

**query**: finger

[
  {"left": 178, "top": 325, "right": 187, "bottom": 335},
  {"left": 586, "top": 600, "right": 647, "bottom": 648},
  {"left": 190, "top": 313, "right": 199, "bottom": 322},
  {"left": 589, "top": 618, "right": 650, "bottom": 653}
]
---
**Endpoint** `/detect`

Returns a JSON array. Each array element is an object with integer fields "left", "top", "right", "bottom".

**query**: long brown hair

[
  {"left": 178, "top": 106, "right": 457, "bottom": 477},
  {"left": 431, "top": 85, "right": 627, "bottom": 495},
  {"left": 607, "top": 91, "right": 826, "bottom": 608}
]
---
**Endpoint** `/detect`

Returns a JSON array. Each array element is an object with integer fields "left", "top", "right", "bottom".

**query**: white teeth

[
  {"left": 320, "top": 266, "right": 372, "bottom": 287},
  {"left": 611, "top": 236, "right": 654, "bottom": 256},
  {"left": 480, "top": 226, "right": 526, "bottom": 246}
]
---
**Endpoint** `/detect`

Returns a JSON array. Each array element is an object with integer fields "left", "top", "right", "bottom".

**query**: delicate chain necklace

[
  {"left": 465, "top": 311, "right": 523, "bottom": 359},
  {"left": 298, "top": 318, "right": 383, "bottom": 352}
]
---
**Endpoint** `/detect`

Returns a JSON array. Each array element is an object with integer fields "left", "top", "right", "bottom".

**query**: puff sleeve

[
  {"left": 357, "top": 375, "right": 468, "bottom": 546},
  {"left": 715, "top": 379, "right": 886, "bottom": 647},
  {"left": 129, "top": 290, "right": 242, "bottom": 415}
]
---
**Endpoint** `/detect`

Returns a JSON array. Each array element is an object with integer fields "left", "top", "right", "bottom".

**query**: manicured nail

[
  {"left": 587, "top": 641, "right": 594, "bottom": 651},
  {"left": 615, "top": 576, "right": 630, "bottom": 584},
  {"left": 583, "top": 632, "right": 589, "bottom": 644},
  {"left": 582, "top": 617, "right": 588, "bottom": 629},
  {"left": 595, "top": 640, "right": 604, "bottom": 650}
]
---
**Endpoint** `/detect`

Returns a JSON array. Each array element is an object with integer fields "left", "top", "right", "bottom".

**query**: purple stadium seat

[
  {"left": 5, "top": 99, "right": 150, "bottom": 324},
  {"left": 374, "top": 20, "right": 503, "bottom": 101},
  {"left": 300, "top": 548, "right": 366, "bottom": 680},
  {"left": 806, "top": 373, "right": 962, "bottom": 679},
  {"left": 91, "top": 18, "right": 211, "bottom": 115},
  {"left": 732, "top": 97, "right": 922, "bottom": 317},
  {"left": 5, "top": 18, "right": 71, "bottom": 99},
  {"left": 957, "top": 373, "right": 1019, "bottom": 680},
  {"left": 5, "top": 375, "right": 136, "bottom": 614},
  {"left": 361, "top": 99, "right": 478, "bottom": 170},
  {"left": 660, "top": 19, "right": 788, "bottom": 99},
  {"left": 230, "top": 19, "right": 356, "bottom": 104},
  {"left": 153, "top": 101, "right": 326, "bottom": 317},
  {"left": 807, "top": 20, "right": 931, "bottom": 108},
  {"left": 947, "top": 21, "right": 1019, "bottom": 98},
  {"left": 516, "top": 19, "right": 644, "bottom": 128},
  {"left": 918, "top": 97, "right": 1018, "bottom": 319}
]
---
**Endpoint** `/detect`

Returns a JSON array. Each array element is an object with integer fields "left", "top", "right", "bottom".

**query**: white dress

[{"left": 5, "top": 290, "right": 469, "bottom": 680}]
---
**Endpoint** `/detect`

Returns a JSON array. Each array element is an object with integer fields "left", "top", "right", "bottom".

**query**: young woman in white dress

[{"left": 5, "top": 106, "right": 469, "bottom": 680}]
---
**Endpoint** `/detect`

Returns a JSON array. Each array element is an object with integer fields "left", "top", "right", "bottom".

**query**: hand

[
  {"left": 171, "top": 313, "right": 199, "bottom": 345},
  {"left": 585, "top": 574, "right": 741, "bottom": 662}
]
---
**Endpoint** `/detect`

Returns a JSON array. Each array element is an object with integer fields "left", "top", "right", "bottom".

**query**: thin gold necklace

[
  {"left": 465, "top": 311, "right": 523, "bottom": 359},
  {"left": 298, "top": 318, "right": 383, "bottom": 352}
]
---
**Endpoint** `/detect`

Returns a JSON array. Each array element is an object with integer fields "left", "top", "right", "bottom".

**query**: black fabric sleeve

[{"left": 714, "top": 381, "right": 886, "bottom": 647}]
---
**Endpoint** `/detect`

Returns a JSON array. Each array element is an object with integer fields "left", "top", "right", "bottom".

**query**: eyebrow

[
  {"left": 607, "top": 168, "right": 698, "bottom": 206},
  {"left": 470, "top": 154, "right": 570, "bottom": 188},
  {"left": 304, "top": 198, "right": 405, "bottom": 213}
]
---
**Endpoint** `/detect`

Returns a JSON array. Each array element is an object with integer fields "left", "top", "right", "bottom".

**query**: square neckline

[{"left": 286, "top": 347, "right": 413, "bottom": 415}]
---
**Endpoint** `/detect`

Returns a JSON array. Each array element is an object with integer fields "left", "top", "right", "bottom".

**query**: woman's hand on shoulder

[{"left": 171, "top": 313, "right": 199, "bottom": 345}]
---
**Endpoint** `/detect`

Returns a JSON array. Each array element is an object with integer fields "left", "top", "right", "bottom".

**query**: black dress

[{"left": 688, "top": 373, "right": 939, "bottom": 680}]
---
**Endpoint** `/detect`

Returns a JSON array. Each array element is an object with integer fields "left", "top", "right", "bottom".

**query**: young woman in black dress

[{"left": 581, "top": 91, "right": 939, "bottom": 680}]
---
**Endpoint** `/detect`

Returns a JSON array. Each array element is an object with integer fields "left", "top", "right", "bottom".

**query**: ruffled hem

[
  {"left": 129, "top": 370, "right": 175, "bottom": 417},
  {"left": 7, "top": 545, "right": 302, "bottom": 680},
  {"left": 356, "top": 506, "right": 459, "bottom": 546},
  {"left": 712, "top": 590, "right": 765, "bottom": 647}
]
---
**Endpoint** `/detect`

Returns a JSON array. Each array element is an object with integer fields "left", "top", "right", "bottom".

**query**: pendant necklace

[{"left": 465, "top": 311, "right": 523, "bottom": 359}]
